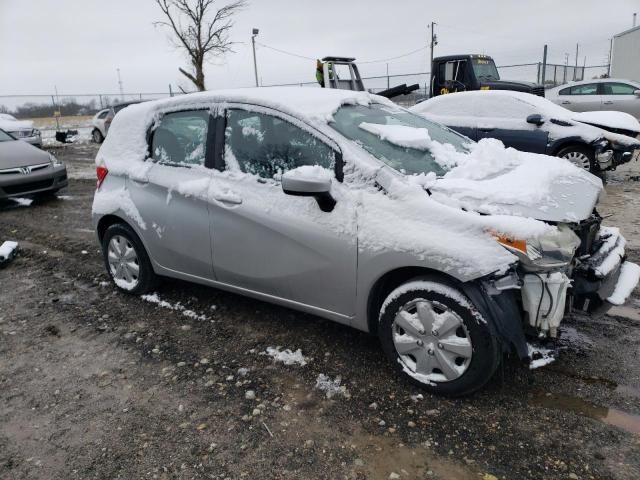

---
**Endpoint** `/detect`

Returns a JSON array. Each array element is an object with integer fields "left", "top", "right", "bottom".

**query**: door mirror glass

[
  {"left": 282, "top": 166, "right": 335, "bottom": 212},
  {"left": 526, "top": 114, "right": 544, "bottom": 126}
]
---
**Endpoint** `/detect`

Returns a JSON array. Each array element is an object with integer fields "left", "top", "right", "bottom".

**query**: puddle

[{"left": 531, "top": 391, "right": 640, "bottom": 435}]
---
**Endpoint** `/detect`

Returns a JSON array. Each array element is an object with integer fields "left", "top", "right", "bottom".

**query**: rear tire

[
  {"left": 101, "top": 223, "right": 158, "bottom": 295},
  {"left": 92, "top": 128, "right": 104, "bottom": 144},
  {"left": 378, "top": 278, "right": 500, "bottom": 396},
  {"left": 556, "top": 145, "right": 595, "bottom": 172}
]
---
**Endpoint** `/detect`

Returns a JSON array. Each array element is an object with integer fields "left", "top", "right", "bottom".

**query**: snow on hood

[
  {"left": 572, "top": 111, "right": 640, "bottom": 133},
  {"left": 356, "top": 121, "right": 602, "bottom": 223},
  {"left": 96, "top": 87, "right": 385, "bottom": 177}
]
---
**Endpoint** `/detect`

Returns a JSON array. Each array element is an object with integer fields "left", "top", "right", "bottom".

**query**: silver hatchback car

[{"left": 92, "top": 88, "right": 639, "bottom": 396}]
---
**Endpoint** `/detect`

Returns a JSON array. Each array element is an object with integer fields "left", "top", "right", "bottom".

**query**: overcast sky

[{"left": 1, "top": 0, "right": 639, "bottom": 96}]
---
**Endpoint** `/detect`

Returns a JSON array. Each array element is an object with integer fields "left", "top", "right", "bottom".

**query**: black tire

[
  {"left": 101, "top": 223, "right": 158, "bottom": 295},
  {"left": 92, "top": 128, "right": 104, "bottom": 144},
  {"left": 378, "top": 277, "right": 500, "bottom": 396},
  {"left": 556, "top": 145, "right": 595, "bottom": 173}
]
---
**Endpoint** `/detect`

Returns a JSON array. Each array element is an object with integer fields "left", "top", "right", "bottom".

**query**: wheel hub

[{"left": 107, "top": 234, "right": 140, "bottom": 288}]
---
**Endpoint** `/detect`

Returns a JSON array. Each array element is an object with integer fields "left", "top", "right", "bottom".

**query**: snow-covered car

[
  {"left": 546, "top": 78, "right": 640, "bottom": 119},
  {"left": 409, "top": 91, "right": 640, "bottom": 173},
  {"left": 91, "top": 108, "right": 110, "bottom": 143},
  {"left": 0, "top": 113, "right": 42, "bottom": 148},
  {"left": 91, "top": 88, "right": 640, "bottom": 396},
  {"left": 0, "top": 128, "right": 67, "bottom": 199}
]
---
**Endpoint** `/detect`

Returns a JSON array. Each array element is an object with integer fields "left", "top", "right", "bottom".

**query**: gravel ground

[{"left": 1, "top": 143, "right": 639, "bottom": 480}]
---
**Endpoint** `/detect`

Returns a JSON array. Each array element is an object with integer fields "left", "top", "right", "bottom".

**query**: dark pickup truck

[{"left": 431, "top": 54, "right": 545, "bottom": 98}]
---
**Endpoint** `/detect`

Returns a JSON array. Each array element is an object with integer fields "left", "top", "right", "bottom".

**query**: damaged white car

[{"left": 92, "top": 88, "right": 640, "bottom": 396}]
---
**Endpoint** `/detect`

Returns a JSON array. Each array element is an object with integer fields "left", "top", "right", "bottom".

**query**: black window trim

[
  {"left": 218, "top": 102, "right": 344, "bottom": 182},
  {"left": 145, "top": 107, "right": 214, "bottom": 169}
]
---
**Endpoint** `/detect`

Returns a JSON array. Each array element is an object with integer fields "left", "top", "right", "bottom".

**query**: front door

[
  {"left": 208, "top": 106, "right": 357, "bottom": 317},
  {"left": 559, "top": 83, "right": 602, "bottom": 112},
  {"left": 127, "top": 109, "right": 215, "bottom": 280},
  {"left": 600, "top": 82, "right": 640, "bottom": 117}
]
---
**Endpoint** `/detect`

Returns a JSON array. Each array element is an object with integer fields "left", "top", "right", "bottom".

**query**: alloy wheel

[{"left": 107, "top": 234, "right": 140, "bottom": 289}]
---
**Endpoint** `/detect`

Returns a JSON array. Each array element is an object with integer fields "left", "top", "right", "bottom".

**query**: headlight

[
  {"left": 49, "top": 153, "right": 64, "bottom": 167},
  {"left": 495, "top": 225, "right": 580, "bottom": 270}
]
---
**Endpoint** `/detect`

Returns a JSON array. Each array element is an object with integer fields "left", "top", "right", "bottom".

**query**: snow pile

[
  {"left": 527, "top": 343, "right": 556, "bottom": 369},
  {"left": 359, "top": 123, "right": 433, "bottom": 150},
  {"left": 283, "top": 164, "right": 332, "bottom": 180},
  {"left": 0, "top": 241, "right": 18, "bottom": 262},
  {"left": 593, "top": 227, "right": 626, "bottom": 277},
  {"left": 10, "top": 197, "right": 33, "bottom": 207},
  {"left": 607, "top": 262, "right": 640, "bottom": 306},
  {"left": 314, "top": 374, "right": 350, "bottom": 399},
  {"left": 141, "top": 293, "right": 209, "bottom": 321},
  {"left": 263, "top": 347, "right": 308, "bottom": 366}
]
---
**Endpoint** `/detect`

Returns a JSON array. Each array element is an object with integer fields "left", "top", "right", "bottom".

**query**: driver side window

[
  {"left": 151, "top": 110, "right": 209, "bottom": 166},
  {"left": 224, "top": 109, "right": 335, "bottom": 179}
]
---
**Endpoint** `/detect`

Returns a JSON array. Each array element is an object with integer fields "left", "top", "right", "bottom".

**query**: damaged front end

[
  {"left": 593, "top": 137, "right": 640, "bottom": 171},
  {"left": 466, "top": 214, "right": 640, "bottom": 359}
]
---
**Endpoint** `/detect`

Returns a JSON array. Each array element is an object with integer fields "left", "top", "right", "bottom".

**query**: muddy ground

[{"left": 1, "top": 143, "right": 639, "bottom": 480}]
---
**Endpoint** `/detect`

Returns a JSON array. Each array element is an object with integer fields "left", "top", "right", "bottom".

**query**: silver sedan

[{"left": 546, "top": 78, "right": 640, "bottom": 118}]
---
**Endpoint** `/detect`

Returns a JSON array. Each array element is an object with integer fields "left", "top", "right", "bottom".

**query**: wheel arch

[
  {"left": 549, "top": 137, "right": 593, "bottom": 157},
  {"left": 97, "top": 214, "right": 129, "bottom": 242},
  {"left": 366, "top": 266, "right": 462, "bottom": 336}
]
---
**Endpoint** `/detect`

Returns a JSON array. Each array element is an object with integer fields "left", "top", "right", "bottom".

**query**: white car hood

[
  {"left": 431, "top": 155, "right": 603, "bottom": 223},
  {"left": 0, "top": 118, "right": 34, "bottom": 131},
  {"left": 572, "top": 111, "right": 640, "bottom": 134}
]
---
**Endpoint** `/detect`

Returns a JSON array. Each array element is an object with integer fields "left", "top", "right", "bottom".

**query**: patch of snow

[
  {"left": 527, "top": 343, "right": 556, "bottom": 369},
  {"left": 0, "top": 241, "right": 18, "bottom": 261},
  {"left": 141, "top": 293, "right": 209, "bottom": 321},
  {"left": 573, "top": 111, "right": 640, "bottom": 133},
  {"left": 264, "top": 347, "right": 308, "bottom": 366},
  {"left": 11, "top": 197, "right": 33, "bottom": 207},
  {"left": 314, "top": 374, "right": 350, "bottom": 399},
  {"left": 92, "top": 187, "right": 146, "bottom": 230},
  {"left": 113, "top": 277, "right": 136, "bottom": 290},
  {"left": 607, "top": 262, "right": 640, "bottom": 306},
  {"left": 359, "top": 122, "right": 433, "bottom": 150}
]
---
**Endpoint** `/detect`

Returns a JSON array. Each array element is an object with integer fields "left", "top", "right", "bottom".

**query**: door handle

[
  {"left": 479, "top": 127, "right": 494, "bottom": 132},
  {"left": 603, "top": 101, "right": 614, "bottom": 105},
  {"left": 130, "top": 178, "right": 149, "bottom": 185},
  {"left": 561, "top": 101, "right": 571, "bottom": 105}
]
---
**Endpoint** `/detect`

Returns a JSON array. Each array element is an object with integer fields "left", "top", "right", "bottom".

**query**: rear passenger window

[
  {"left": 570, "top": 84, "right": 598, "bottom": 95},
  {"left": 224, "top": 109, "right": 335, "bottom": 179},
  {"left": 151, "top": 110, "right": 209, "bottom": 166}
]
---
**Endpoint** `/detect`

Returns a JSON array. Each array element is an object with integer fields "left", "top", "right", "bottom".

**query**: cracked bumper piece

[{"left": 573, "top": 226, "right": 637, "bottom": 315}]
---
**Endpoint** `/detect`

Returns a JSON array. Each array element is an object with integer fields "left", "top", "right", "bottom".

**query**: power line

[{"left": 255, "top": 41, "right": 428, "bottom": 65}]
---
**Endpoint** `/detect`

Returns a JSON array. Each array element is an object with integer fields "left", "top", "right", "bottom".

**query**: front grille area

[{"left": 3, "top": 179, "right": 53, "bottom": 195}]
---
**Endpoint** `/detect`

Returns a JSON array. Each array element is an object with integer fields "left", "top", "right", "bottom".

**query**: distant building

[{"left": 611, "top": 25, "right": 640, "bottom": 82}]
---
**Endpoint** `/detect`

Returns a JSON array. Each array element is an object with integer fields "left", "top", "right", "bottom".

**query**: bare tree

[{"left": 155, "top": 0, "right": 246, "bottom": 91}]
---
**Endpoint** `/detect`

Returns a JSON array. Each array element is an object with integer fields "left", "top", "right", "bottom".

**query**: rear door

[
  {"left": 600, "top": 82, "right": 640, "bottom": 117},
  {"left": 474, "top": 95, "right": 548, "bottom": 154},
  {"left": 557, "top": 83, "right": 602, "bottom": 112},
  {"left": 207, "top": 106, "right": 357, "bottom": 317},
  {"left": 127, "top": 109, "right": 216, "bottom": 280}
]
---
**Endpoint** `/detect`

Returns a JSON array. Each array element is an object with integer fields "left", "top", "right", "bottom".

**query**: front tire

[
  {"left": 378, "top": 278, "right": 500, "bottom": 396},
  {"left": 101, "top": 223, "right": 157, "bottom": 295},
  {"left": 92, "top": 128, "right": 104, "bottom": 144},
  {"left": 556, "top": 145, "right": 595, "bottom": 172}
]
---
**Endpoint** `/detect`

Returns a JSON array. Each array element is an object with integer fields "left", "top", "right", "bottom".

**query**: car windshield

[
  {"left": 472, "top": 58, "right": 500, "bottom": 81},
  {"left": 0, "top": 129, "right": 15, "bottom": 142},
  {"left": 330, "top": 104, "right": 468, "bottom": 176}
]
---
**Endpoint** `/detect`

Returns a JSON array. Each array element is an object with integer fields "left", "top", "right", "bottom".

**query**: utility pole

[
  {"left": 386, "top": 63, "right": 389, "bottom": 89},
  {"left": 574, "top": 43, "right": 579, "bottom": 80},
  {"left": 607, "top": 37, "right": 613, "bottom": 77},
  {"left": 251, "top": 28, "right": 260, "bottom": 87},
  {"left": 428, "top": 22, "right": 437, "bottom": 97},
  {"left": 633, "top": 13, "right": 637, "bottom": 27},
  {"left": 117, "top": 68, "right": 124, "bottom": 98},
  {"left": 541, "top": 44, "right": 547, "bottom": 88}
]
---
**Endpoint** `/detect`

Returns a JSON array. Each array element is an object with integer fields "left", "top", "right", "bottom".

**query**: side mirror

[
  {"left": 526, "top": 113, "right": 545, "bottom": 126},
  {"left": 634, "top": 90, "right": 640, "bottom": 97},
  {"left": 282, "top": 166, "right": 336, "bottom": 212}
]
